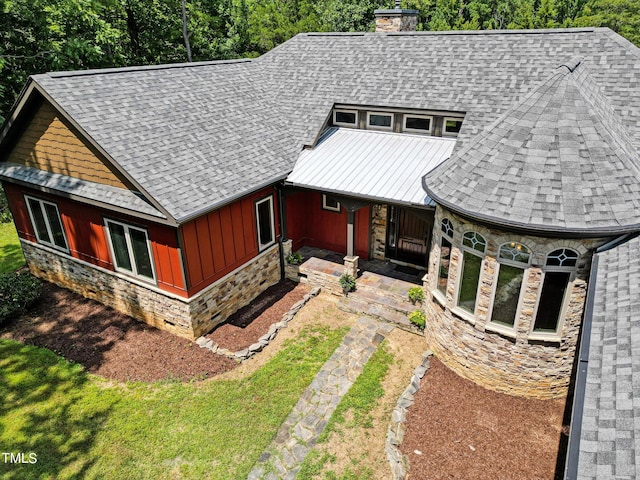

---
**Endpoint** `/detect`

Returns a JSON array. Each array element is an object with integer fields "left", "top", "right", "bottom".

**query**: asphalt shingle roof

[
  {"left": 0, "top": 162, "right": 165, "bottom": 219},
  {"left": 576, "top": 235, "right": 640, "bottom": 479},
  {"left": 423, "top": 60, "right": 640, "bottom": 235},
  {"left": 12, "top": 27, "right": 640, "bottom": 225}
]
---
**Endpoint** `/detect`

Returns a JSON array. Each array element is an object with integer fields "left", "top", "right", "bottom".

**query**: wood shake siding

[{"left": 8, "top": 101, "right": 125, "bottom": 188}]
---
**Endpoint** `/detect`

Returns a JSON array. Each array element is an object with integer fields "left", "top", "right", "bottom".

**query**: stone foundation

[
  {"left": 371, "top": 204, "right": 387, "bottom": 260},
  {"left": 423, "top": 207, "right": 609, "bottom": 398},
  {"left": 23, "top": 240, "right": 281, "bottom": 339}
]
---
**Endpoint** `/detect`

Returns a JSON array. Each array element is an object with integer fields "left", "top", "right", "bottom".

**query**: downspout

[
  {"left": 276, "top": 183, "right": 287, "bottom": 282},
  {"left": 564, "top": 232, "right": 639, "bottom": 479}
]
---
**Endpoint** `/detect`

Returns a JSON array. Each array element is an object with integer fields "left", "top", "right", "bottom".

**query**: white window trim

[
  {"left": 403, "top": 114, "right": 433, "bottom": 134},
  {"left": 528, "top": 264, "right": 577, "bottom": 342},
  {"left": 322, "top": 194, "right": 341, "bottom": 212},
  {"left": 333, "top": 109, "right": 358, "bottom": 128},
  {"left": 453, "top": 232, "right": 486, "bottom": 318},
  {"left": 486, "top": 243, "right": 532, "bottom": 334},
  {"left": 432, "top": 220, "right": 455, "bottom": 298},
  {"left": 255, "top": 195, "right": 276, "bottom": 251},
  {"left": 104, "top": 218, "right": 156, "bottom": 283},
  {"left": 443, "top": 116, "right": 464, "bottom": 137},
  {"left": 366, "top": 111, "right": 394, "bottom": 131},
  {"left": 24, "top": 195, "right": 69, "bottom": 253}
]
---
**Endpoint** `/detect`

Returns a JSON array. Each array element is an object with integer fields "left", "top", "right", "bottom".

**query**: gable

[{"left": 6, "top": 100, "right": 126, "bottom": 189}]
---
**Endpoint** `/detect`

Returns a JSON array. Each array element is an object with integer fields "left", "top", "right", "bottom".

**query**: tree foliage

[{"left": 0, "top": 0, "right": 638, "bottom": 122}]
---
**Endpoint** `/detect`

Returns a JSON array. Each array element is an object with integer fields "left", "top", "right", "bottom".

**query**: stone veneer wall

[
  {"left": 371, "top": 204, "right": 387, "bottom": 261},
  {"left": 23, "top": 240, "right": 281, "bottom": 339},
  {"left": 423, "top": 207, "right": 609, "bottom": 398}
]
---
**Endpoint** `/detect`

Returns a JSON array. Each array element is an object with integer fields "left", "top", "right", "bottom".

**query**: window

[
  {"left": 322, "top": 194, "right": 341, "bottom": 212},
  {"left": 105, "top": 219, "right": 155, "bottom": 281},
  {"left": 489, "top": 242, "right": 531, "bottom": 329},
  {"left": 366, "top": 112, "right": 393, "bottom": 131},
  {"left": 255, "top": 195, "right": 276, "bottom": 251},
  {"left": 333, "top": 109, "right": 357, "bottom": 127},
  {"left": 436, "top": 219, "right": 454, "bottom": 296},
  {"left": 456, "top": 232, "right": 486, "bottom": 314},
  {"left": 403, "top": 114, "right": 432, "bottom": 134},
  {"left": 443, "top": 117, "right": 463, "bottom": 136},
  {"left": 25, "top": 196, "right": 68, "bottom": 252},
  {"left": 532, "top": 249, "right": 579, "bottom": 336}
]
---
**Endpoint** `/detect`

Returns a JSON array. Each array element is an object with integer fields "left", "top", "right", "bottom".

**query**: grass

[
  {"left": 0, "top": 325, "right": 348, "bottom": 480},
  {"left": 298, "top": 342, "right": 394, "bottom": 480},
  {"left": 0, "top": 221, "right": 25, "bottom": 274}
]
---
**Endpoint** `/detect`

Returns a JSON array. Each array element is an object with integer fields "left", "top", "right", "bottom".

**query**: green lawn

[
  {"left": 0, "top": 222, "right": 25, "bottom": 274},
  {"left": 0, "top": 325, "right": 347, "bottom": 480}
]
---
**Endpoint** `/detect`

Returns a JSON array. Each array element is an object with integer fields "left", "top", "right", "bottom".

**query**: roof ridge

[
  {"left": 302, "top": 27, "right": 597, "bottom": 37},
  {"left": 37, "top": 58, "right": 253, "bottom": 79}
]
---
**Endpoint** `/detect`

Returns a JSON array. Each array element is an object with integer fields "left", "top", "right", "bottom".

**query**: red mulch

[
  {"left": 401, "top": 358, "right": 568, "bottom": 480},
  {"left": 0, "top": 280, "right": 307, "bottom": 383},
  {"left": 205, "top": 281, "right": 309, "bottom": 351}
]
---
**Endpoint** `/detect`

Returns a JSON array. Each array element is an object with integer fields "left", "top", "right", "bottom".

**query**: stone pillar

[
  {"left": 374, "top": 6, "right": 419, "bottom": 32},
  {"left": 344, "top": 255, "right": 359, "bottom": 278}
]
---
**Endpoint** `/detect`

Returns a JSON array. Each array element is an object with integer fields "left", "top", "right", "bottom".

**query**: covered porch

[{"left": 283, "top": 127, "right": 455, "bottom": 272}]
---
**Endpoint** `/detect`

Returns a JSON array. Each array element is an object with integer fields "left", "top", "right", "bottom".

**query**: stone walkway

[{"left": 247, "top": 316, "right": 394, "bottom": 480}]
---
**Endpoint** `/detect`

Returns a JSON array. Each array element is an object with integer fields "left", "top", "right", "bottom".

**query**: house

[{"left": 1, "top": 7, "right": 639, "bottom": 477}]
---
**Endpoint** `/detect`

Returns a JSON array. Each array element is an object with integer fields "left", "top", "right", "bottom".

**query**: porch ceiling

[{"left": 285, "top": 127, "right": 455, "bottom": 207}]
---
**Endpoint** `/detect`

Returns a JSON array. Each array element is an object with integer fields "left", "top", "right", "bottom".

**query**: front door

[{"left": 385, "top": 206, "right": 433, "bottom": 267}]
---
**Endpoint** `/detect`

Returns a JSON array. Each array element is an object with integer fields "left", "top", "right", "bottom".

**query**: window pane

[
  {"left": 130, "top": 229, "right": 154, "bottom": 279},
  {"left": 458, "top": 251, "right": 482, "bottom": 313},
  {"left": 369, "top": 114, "right": 392, "bottom": 127},
  {"left": 257, "top": 199, "right": 274, "bottom": 247},
  {"left": 109, "top": 223, "right": 132, "bottom": 271},
  {"left": 335, "top": 111, "right": 356, "bottom": 124},
  {"left": 491, "top": 264, "right": 524, "bottom": 327},
  {"left": 405, "top": 117, "right": 431, "bottom": 131},
  {"left": 43, "top": 203, "right": 67, "bottom": 249},
  {"left": 28, "top": 199, "right": 50, "bottom": 244},
  {"left": 437, "top": 238, "right": 452, "bottom": 295},
  {"left": 546, "top": 248, "right": 578, "bottom": 267},
  {"left": 445, "top": 119, "right": 462, "bottom": 133},
  {"left": 534, "top": 271, "right": 571, "bottom": 333}
]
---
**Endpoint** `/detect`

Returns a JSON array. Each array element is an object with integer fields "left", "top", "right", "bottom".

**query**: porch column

[{"left": 346, "top": 210, "right": 355, "bottom": 257}]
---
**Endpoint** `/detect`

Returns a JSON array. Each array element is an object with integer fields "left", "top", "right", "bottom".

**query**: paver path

[{"left": 247, "top": 316, "right": 394, "bottom": 480}]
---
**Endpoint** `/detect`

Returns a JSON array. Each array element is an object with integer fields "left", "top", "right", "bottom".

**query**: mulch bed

[
  {"left": 0, "top": 280, "right": 307, "bottom": 383},
  {"left": 205, "top": 280, "right": 309, "bottom": 351},
  {"left": 400, "top": 358, "right": 568, "bottom": 480}
]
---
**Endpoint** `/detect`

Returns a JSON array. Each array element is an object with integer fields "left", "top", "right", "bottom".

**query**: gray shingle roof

[
  {"left": 423, "top": 60, "right": 640, "bottom": 235},
  {"left": 10, "top": 27, "right": 640, "bottom": 225},
  {"left": 0, "top": 162, "right": 166, "bottom": 219},
  {"left": 286, "top": 127, "right": 455, "bottom": 206},
  {"left": 575, "top": 235, "right": 640, "bottom": 479}
]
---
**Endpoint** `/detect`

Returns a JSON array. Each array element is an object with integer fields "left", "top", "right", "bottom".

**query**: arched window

[
  {"left": 532, "top": 249, "right": 579, "bottom": 336},
  {"left": 456, "top": 232, "right": 487, "bottom": 314},
  {"left": 436, "top": 219, "right": 454, "bottom": 295},
  {"left": 489, "top": 242, "right": 531, "bottom": 328}
]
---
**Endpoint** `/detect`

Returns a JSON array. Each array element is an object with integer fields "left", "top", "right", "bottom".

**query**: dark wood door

[{"left": 386, "top": 206, "right": 433, "bottom": 266}]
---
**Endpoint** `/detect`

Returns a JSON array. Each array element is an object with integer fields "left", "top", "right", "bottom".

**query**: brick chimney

[{"left": 374, "top": 0, "right": 419, "bottom": 32}]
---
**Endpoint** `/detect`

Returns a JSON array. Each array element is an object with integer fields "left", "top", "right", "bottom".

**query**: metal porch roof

[{"left": 286, "top": 127, "right": 455, "bottom": 207}]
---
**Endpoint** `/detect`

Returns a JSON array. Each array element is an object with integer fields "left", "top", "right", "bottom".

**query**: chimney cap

[{"left": 373, "top": 8, "right": 419, "bottom": 15}]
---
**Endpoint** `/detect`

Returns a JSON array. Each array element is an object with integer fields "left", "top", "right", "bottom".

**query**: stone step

[
  {"left": 337, "top": 296, "right": 422, "bottom": 334},
  {"left": 346, "top": 287, "right": 418, "bottom": 315}
]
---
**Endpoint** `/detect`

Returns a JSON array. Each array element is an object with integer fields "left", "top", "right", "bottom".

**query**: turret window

[
  {"left": 489, "top": 242, "right": 531, "bottom": 329},
  {"left": 456, "top": 232, "right": 486, "bottom": 314}
]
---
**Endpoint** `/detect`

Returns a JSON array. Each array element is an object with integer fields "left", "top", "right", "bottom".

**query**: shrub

[
  {"left": 285, "top": 251, "right": 303, "bottom": 265},
  {"left": 339, "top": 273, "right": 356, "bottom": 293},
  {"left": 407, "top": 286, "right": 425, "bottom": 304},
  {"left": 0, "top": 271, "right": 42, "bottom": 325},
  {"left": 408, "top": 309, "right": 426, "bottom": 330}
]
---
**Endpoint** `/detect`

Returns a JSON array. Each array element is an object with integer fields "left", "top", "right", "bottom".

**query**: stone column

[{"left": 344, "top": 255, "right": 359, "bottom": 278}]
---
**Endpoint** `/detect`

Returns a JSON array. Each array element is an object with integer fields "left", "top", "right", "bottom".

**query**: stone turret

[{"left": 374, "top": 1, "right": 419, "bottom": 32}]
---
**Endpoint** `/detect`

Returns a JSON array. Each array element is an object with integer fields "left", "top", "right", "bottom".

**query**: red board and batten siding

[
  {"left": 180, "top": 187, "right": 280, "bottom": 296},
  {"left": 4, "top": 183, "right": 187, "bottom": 296},
  {"left": 286, "top": 191, "right": 369, "bottom": 258}
]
